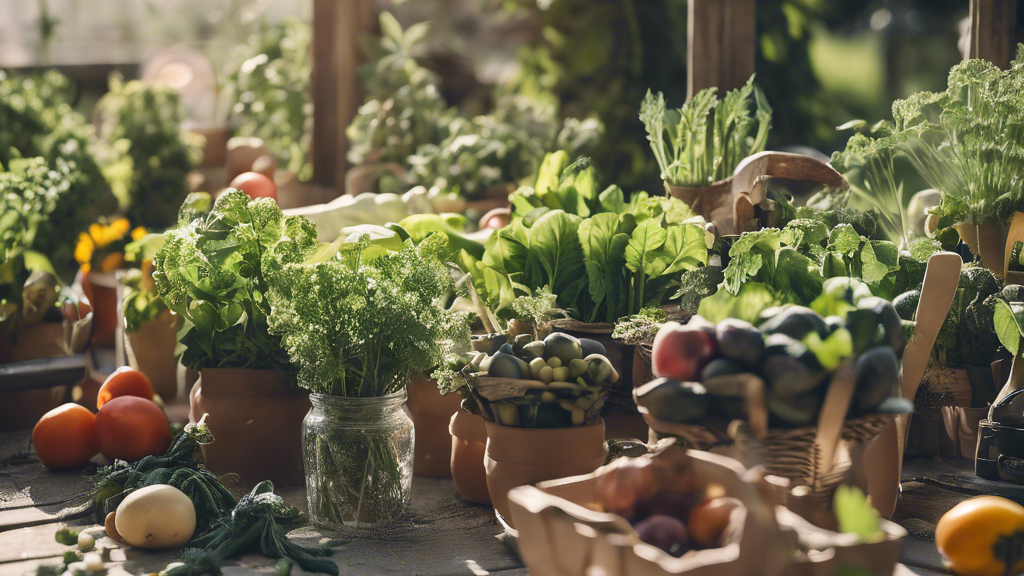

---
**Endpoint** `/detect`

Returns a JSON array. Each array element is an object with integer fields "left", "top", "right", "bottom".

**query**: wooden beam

[
  {"left": 311, "top": 0, "right": 376, "bottom": 192},
  {"left": 967, "top": 0, "right": 1018, "bottom": 68},
  {"left": 688, "top": 0, "right": 757, "bottom": 98}
]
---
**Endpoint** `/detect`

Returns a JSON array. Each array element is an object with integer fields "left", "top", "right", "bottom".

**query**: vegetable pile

[
  {"left": 638, "top": 290, "right": 912, "bottom": 429},
  {"left": 466, "top": 331, "right": 617, "bottom": 427},
  {"left": 592, "top": 444, "right": 742, "bottom": 555}
]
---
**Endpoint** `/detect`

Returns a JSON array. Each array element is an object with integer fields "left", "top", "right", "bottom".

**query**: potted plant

[
  {"left": 465, "top": 154, "right": 711, "bottom": 433},
  {"left": 74, "top": 216, "right": 146, "bottom": 348},
  {"left": 461, "top": 330, "right": 619, "bottom": 526},
  {"left": 265, "top": 230, "right": 471, "bottom": 533},
  {"left": 152, "top": 189, "right": 319, "bottom": 487},
  {"left": 640, "top": 76, "right": 771, "bottom": 235}
]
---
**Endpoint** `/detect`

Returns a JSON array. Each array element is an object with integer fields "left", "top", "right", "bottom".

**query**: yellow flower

[
  {"left": 131, "top": 226, "right": 148, "bottom": 241},
  {"left": 74, "top": 233, "right": 94, "bottom": 265},
  {"left": 111, "top": 218, "right": 131, "bottom": 240},
  {"left": 89, "top": 223, "right": 104, "bottom": 245},
  {"left": 100, "top": 252, "right": 125, "bottom": 273}
]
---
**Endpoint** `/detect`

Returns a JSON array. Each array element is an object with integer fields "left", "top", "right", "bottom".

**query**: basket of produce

[
  {"left": 634, "top": 293, "right": 914, "bottom": 518},
  {"left": 507, "top": 441, "right": 907, "bottom": 576},
  {"left": 463, "top": 331, "right": 621, "bottom": 525}
]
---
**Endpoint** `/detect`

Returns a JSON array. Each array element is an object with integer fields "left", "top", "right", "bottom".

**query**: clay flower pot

[
  {"left": 450, "top": 405, "right": 490, "bottom": 504},
  {"left": 956, "top": 221, "right": 1005, "bottom": 277},
  {"left": 484, "top": 419, "right": 607, "bottom": 527},
  {"left": 666, "top": 178, "right": 738, "bottom": 233},
  {"left": 405, "top": 373, "right": 462, "bottom": 478},
  {"left": 0, "top": 322, "right": 74, "bottom": 431},
  {"left": 190, "top": 368, "right": 310, "bottom": 487},
  {"left": 125, "top": 310, "right": 182, "bottom": 401},
  {"left": 80, "top": 269, "right": 118, "bottom": 348}
]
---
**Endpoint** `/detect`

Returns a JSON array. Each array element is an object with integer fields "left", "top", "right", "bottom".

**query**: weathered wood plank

[
  {"left": 688, "top": 0, "right": 757, "bottom": 97},
  {"left": 311, "top": 0, "right": 376, "bottom": 191},
  {"left": 968, "top": 0, "right": 1018, "bottom": 68}
]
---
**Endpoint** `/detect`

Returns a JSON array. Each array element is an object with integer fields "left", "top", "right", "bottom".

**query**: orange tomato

[
  {"left": 95, "top": 396, "right": 171, "bottom": 462},
  {"left": 688, "top": 497, "right": 742, "bottom": 548},
  {"left": 33, "top": 403, "right": 97, "bottom": 469},
  {"left": 229, "top": 172, "right": 277, "bottom": 201},
  {"left": 97, "top": 367, "right": 154, "bottom": 409},
  {"left": 936, "top": 496, "right": 1024, "bottom": 576}
]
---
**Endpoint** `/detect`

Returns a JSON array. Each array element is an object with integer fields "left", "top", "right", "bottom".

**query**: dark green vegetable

[
  {"left": 92, "top": 415, "right": 235, "bottom": 531},
  {"left": 580, "top": 338, "right": 607, "bottom": 357},
  {"left": 164, "top": 550, "right": 222, "bottom": 576},
  {"left": 190, "top": 482, "right": 338, "bottom": 576},
  {"left": 892, "top": 289, "right": 920, "bottom": 321},
  {"left": 54, "top": 528, "right": 79, "bottom": 545},
  {"left": 853, "top": 347, "right": 899, "bottom": 414},
  {"left": 635, "top": 378, "right": 709, "bottom": 423},
  {"left": 760, "top": 307, "right": 829, "bottom": 341},
  {"left": 544, "top": 333, "right": 584, "bottom": 364},
  {"left": 715, "top": 318, "right": 765, "bottom": 366}
]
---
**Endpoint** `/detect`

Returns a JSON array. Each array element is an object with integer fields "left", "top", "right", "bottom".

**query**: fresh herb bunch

[
  {"left": 189, "top": 481, "right": 337, "bottom": 576},
  {"left": 92, "top": 415, "right": 236, "bottom": 532},
  {"left": 267, "top": 231, "right": 472, "bottom": 397},
  {"left": 641, "top": 75, "right": 772, "bottom": 187},
  {"left": 95, "top": 75, "right": 202, "bottom": 229},
  {"left": 466, "top": 153, "right": 708, "bottom": 323},
  {"left": 153, "top": 190, "right": 319, "bottom": 377},
  {"left": 831, "top": 130, "right": 911, "bottom": 249},
  {"left": 225, "top": 18, "right": 313, "bottom": 181},
  {"left": 346, "top": 12, "right": 449, "bottom": 167},
  {"left": 612, "top": 307, "right": 667, "bottom": 345}
]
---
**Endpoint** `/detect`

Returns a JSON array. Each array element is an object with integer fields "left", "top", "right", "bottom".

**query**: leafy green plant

[
  {"left": 266, "top": 231, "right": 472, "bottom": 397},
  {"left": 698, "top": 216, "right": 924, "bottom": 324},
  {"left": 152, "top": 190, "right": 319, "bottom": 377},
  {"left": 0, "top": 69, "right": 111, "bottom": 268},
  {"left": 95, "top": 75, "right": 202, "bottom": 229},
  {"left": 466, "top": 153, "right": 708, "bottom": 323},
  {"left": 925, "top": 265, "right": 1005, "bottom": 368},
  {"left": 641, "top": 75, "right": 772, "bottom": 187},
  {"left": 225, "top": 18, "right": 313, "bottom": 181},
  {"left": 188, "top": 482, "right": 337, "bottom": 575},
  {"left": 831, "top": 130, "right": 911, "bottom": 250},
  {"left": 122, "top": 268, "right": 168, "bottom": 334}
]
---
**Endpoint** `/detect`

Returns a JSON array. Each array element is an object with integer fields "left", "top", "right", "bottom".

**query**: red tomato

[
  {"left": 229, "top": 172, "right": 277, "bottom": 201},
  {"left": 97, "top": 367, "right": 155, "bottom": 409},
  {"left": 94, "top": 396, "right": 171, "bottom": 462},
  {"left": 652, "top": 322, "right": 717, "bottom": 381},
  {"left": 33, "top": 403, "right": 98, "bottom": 470}
]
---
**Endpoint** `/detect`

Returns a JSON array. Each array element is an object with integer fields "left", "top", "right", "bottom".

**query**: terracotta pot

[
  {"left": 125, "top": 310, "right": 182, "bottom": 401},
  {"left": 484, "top": 419, "right": 607, "bottom": 527},
  {"left": 666, "top": 178, "right": 738, "bottom": 234},
  {"left": 450, "top": 405, "right": 490, "bottom": 504},
  {"left": 405, "top": 373, "right": 462, "bottom": 478},
  {"left": 190, "top": 368, "right": 310, "bottom": 487},
  {"left": 0, "top": 322, "right": 73, "bottom": 430},
  {"left": 632, "top": 344, "right": 654, "bottom": 389},
  {"left": 80, "top": 270, "right": 118, "bottom": 348},
  {"left": 956, "top": 222, "right": 1005, "bottom": 277}
]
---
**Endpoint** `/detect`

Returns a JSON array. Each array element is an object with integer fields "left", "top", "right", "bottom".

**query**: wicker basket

[
  {"left": 550, "top": 319, "right": 636, "bottom": 414},
  {"left": 636, "top": 360, "right": 892, "bottom": 522}
]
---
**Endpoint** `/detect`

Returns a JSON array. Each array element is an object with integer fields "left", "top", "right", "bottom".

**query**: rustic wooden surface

[
  {"left": 0, "top": 417, "right": 1012, "bottom": 576},
  {"left": 687, "top": 0, "right": 757, "bottom": 98}
]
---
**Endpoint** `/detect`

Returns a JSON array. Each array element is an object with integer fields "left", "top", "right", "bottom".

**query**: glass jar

[{"left": 302, "top": 390, "right": 415, "bottom": 534}]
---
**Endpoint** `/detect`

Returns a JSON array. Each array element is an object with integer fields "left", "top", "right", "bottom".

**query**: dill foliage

[{"left": 267, "top": 232, "right": 472, "bottom": 397}]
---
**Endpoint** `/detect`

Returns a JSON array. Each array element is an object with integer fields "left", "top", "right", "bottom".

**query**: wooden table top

[{"left": 0, "top": 422, "right": 1009, "bottom": 576}]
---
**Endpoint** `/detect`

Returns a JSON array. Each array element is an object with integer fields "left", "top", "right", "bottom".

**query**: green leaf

[
  {"left": 802, "top": 328, "right": 853, "bottom": 371},
  {"left": 625, "top": 219, "right": 668, "bottom": 274},
  {"left": 647, "top": 223, "right": 708, "bottom": 277},
  {"left": 535, "top": 151, "right": 568, "bottom": 198},
  {"left": 698, "top": 282, "right": 779, "bottom": 325},
  {"left": 379, "top": 12, "right": 404, "bottom": 44},
  {"left": 482, "top": 222, "right": 529, "bottom": 275},
  {"left": 834, "top": 485, "right": 883, "bottom": 542},
  {"left": 599, "top": 185, "right": 627, "bottom": 213},
  {"left": 578, "top": 214, "right": 629, "bottom": 314},
  {"left": 829, "top": 224, "right": 862, "bottom": 256},
  {"left": 993, "top": 299, "right": 1024, "bottom": 356},
  {"left": 773, "top": 248, "right": 823, "bottom": 304},
  {"left": 524, "top": 210, "right": 584, "bottom": 296},
  {"left": 723, "top": 229, "right": 783, "bottom": 294}
]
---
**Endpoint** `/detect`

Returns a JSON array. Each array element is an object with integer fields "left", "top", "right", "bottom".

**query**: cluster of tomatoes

[{"left": 33, "top": 367, "right": 172, "bottom": 469}]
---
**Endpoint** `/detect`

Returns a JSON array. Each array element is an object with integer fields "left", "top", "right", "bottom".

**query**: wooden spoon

[{"left": 867, "top": 251, "right": 962, "bottom": 518}]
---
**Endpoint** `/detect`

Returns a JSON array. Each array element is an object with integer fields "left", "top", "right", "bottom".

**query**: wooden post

[
  {"left": 311, "top": 0, "right": 376, "bottom": 192},
  {"left": 967, "top": 0, "right": 1018, "bottom": 68},
  {"left": 688, "top": 0, "right": 757, "bottom": 98}
]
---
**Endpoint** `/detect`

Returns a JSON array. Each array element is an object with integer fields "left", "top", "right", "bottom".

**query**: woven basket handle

[{"left": 813, "top": 358, "right": 857, "bottom": 479}]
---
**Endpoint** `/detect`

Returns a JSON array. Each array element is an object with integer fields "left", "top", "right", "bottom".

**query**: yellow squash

[{"left": 936, "top": 496, "right": 1024, "bottom": 576}]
